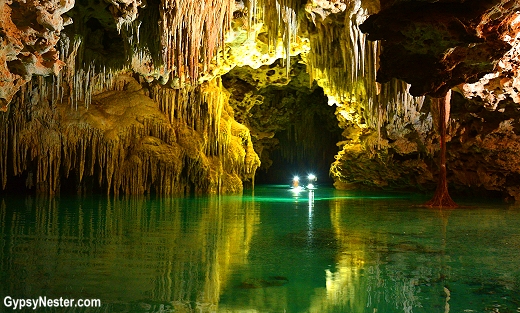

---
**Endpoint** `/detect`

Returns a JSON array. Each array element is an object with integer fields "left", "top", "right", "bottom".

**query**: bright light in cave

[
  {"left": 291, "top": 185, "right": 304, "bottom": 194},
  {"left": 292, "top": 176, "right": 300, "bottom": 188},
  {"left": 307, "top": 174, "right": 317, "bottom": 189}
]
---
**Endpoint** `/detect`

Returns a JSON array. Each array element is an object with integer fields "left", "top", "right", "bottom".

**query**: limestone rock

[
  {"left": 106, "top": 0, "right": 145, "bottom": 32},
  {"left": 2, "top": 0, "right": 520, "bottom": 199},
  {"left": 461, "top": 12, "right": 520, "bottom": 110},
  {"left": 1, "top": 75, "right": 260, "bottom": 195},
  {"left": 0, "top": 0, "right": 72, "bottom": 110},
  {"left": 360, "top": 0, "right": 519, "bottom": 97}
]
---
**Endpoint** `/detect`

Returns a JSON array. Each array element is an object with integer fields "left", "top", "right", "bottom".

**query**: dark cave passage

[
  {"left": 221, "top": 61, "right": 344, "bottom": 188},
  {"left": 253, "top": 87, "right": 343, "bottom": 187},
  {"left": 254, "top": 130, "right": 341, "bottom": 186}
]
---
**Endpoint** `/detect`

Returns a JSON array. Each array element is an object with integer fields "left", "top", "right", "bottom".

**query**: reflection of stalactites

[
  {"left": 0, "top": 195, "right": 258, "bottom": 307},
  {"left": 143, "top": 196, "right": 259, "bottom": 306},
  {"left": 306, "top": 198, "right": 368, "bottom": 312}
]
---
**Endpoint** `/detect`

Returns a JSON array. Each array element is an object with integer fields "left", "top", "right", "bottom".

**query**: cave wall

[
  {"left": 329, "top": 0, "right": 520, "bottom": 200},
  {"left": 0, "top": 0, "right": 72, "bottom": 111},
  {"left": 222, "top": 57, "right": 343, "bottom": 184},
  {"left": 0, "top": 0, "right": 306, "bottom": 195},
  {"left": 1, "top": 74, "right": 259, "bottom": 195}
]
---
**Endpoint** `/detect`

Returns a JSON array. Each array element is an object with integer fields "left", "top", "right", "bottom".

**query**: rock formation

[
  {"left": 354, "top": 0, "right": 520, "bottom": 202},
  {"left": 1, "top": 0, "right": 520, "bottom": 199},
  {"left": 0, "top": 0, "right": 73, "bottom": 111},
  {"left": 331, "top": 0, "right": 520, "bottom": 201},
  {"left": 2, "top": 74, "right": 259, "bottom": 194}
]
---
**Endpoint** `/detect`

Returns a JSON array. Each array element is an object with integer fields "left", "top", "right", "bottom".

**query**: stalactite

[
  {"left": 306, "top": 0, "right": 423, "bottom": 135},
  {"left": 259, "top": 0, "right": 300, "bottom": 77},
  {"left": 2, "top": 68, "right": 260, "bottom": 195},
  {"left": 245, "top": 0, "right": 258, "bottom": 34},
  {"left": 0, "top": 109, "right": 8, "bottom": 190},
  {"left": 13, "top": 0, "right": 306, "bottom": 114},
  {"left": 0, "top": 0, "right": 324, "bottom": 195},
  {"left": 159, "top": 0, "right": 234, "bottom": 84},
  {"left": 150, "top": 78, "right": 259, "bottom": 193}
]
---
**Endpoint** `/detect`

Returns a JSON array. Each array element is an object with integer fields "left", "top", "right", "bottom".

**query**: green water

[{"left": 1, "top": 186, "right": 520, "bottom": 313}]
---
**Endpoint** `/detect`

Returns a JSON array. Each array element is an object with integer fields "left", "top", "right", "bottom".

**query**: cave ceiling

[{"left": 360, "top": 0, "right": 520, "bottom": 97}]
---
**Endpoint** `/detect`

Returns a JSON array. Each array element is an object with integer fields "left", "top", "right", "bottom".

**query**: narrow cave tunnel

[{"left": 254, "top": 87, "right": 342, "bottom": 186}]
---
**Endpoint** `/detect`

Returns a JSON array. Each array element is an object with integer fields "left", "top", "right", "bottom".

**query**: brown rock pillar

[{"left": 425, "top": 90, "right": 457, "bottom": 208}]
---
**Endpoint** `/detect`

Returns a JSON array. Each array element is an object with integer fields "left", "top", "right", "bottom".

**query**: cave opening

[
  {"left": 254, "top": 86, "right": 342, "bottom": 186},
  {"left": 222, "top": 61, "right": 343, "bottom": 188}
]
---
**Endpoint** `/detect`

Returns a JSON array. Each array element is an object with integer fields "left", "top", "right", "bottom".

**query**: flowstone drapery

[{"left": 0, "top": 75, "right": 259, "bottom": 195}]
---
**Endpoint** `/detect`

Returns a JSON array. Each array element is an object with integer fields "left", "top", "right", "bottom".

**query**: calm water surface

[{"left": 1, "top": 186, "right": 520, "bottom": 313}]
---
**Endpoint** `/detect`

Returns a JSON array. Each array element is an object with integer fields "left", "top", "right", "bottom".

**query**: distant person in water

[{"left": 292, "top": 176, "right": 299, "bottom": 188}]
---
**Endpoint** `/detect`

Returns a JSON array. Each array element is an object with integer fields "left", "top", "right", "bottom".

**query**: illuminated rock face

[
  {"left": 0, "top": 0, "right": 72, "bottom": 111},
  {"left": 329, "top": 0, "right": 520, "bottom": 200},
  {"left": 1, "top": 0, "right": 520, "bottom": 198},
  {"left": 1, "top": 75, "right": 259, "bottom": 195}
]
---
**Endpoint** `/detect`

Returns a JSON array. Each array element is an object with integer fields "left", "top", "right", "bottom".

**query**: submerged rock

[{"left": 238, "top": 276, "right": 289, "bottom": 289}]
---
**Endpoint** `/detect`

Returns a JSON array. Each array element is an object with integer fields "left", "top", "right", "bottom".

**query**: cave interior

[{"left": 1, "top": 0, "right": 520, "bottom": 201}]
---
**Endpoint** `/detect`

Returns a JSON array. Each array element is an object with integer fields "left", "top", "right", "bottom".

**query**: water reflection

[
  {"left": 0, "top": 195, "right": 259, "bottom": 312},
  {"left": 1, "top": 189, "right": 520, "bottom": 313},
  {"left": 306, "top": 197, "right": 520, "bottom": 313},
  {"left": 307, "top": 198, "right": 412, "bottom": 313}
]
